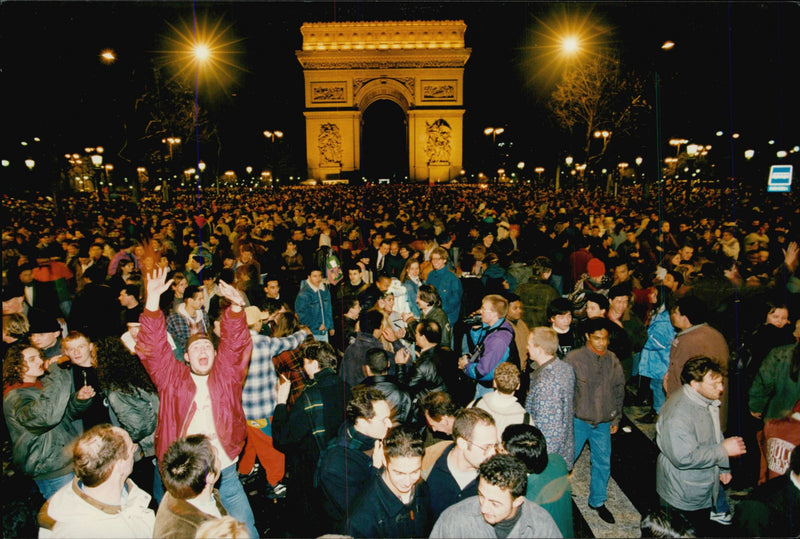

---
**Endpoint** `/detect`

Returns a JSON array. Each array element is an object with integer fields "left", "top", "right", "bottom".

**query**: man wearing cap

[
  {"left": 135, "top": 267, "right": 258, "bottom": 539},
  {"left": 239, "top": 305, "right": 310, "bottom": 494},
  {"left": 2, "top": 283, "right": 27, "bottom": 316},
  {"left": 28, "top": 308, "right": 65, "bottom": 360}
]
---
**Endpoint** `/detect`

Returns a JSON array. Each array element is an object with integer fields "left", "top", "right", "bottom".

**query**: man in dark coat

[{"left": 347, "top": 425, "right": 433, "bottom": 537}]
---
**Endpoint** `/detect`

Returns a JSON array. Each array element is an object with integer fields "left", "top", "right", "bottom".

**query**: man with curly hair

[{"left": 430, "top": 453, "right": 561, "bottom": 538}]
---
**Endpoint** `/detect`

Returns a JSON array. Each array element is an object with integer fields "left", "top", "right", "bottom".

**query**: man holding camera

[{"left": 458, "top": 294, "right": 516, "bottom": 399}]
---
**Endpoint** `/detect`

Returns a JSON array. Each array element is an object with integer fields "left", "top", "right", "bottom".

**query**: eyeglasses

[
  {"left": 469, "top": 439, "right": 499, "bottom": 455},
  {"left": 430, "top": 256, "right": 443, "bottom": 261}
]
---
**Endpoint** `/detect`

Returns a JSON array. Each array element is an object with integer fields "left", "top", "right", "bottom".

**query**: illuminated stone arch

[{"left": 297, "top": 20, "right": 470, "bottom": 183}]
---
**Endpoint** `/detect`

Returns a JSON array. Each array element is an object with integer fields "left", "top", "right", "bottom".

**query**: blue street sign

[{"left": 767, "top": 165, "right": 793, "bottom": 193}]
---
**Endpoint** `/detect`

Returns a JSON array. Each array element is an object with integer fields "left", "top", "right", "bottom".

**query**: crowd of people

[{"left": 2, "top": 181, "right": 800, "bottom": 538}]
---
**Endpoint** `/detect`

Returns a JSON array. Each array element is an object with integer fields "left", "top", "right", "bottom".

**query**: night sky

[{"left": 1, "top": 1, "right": 797, "bottom": 183}]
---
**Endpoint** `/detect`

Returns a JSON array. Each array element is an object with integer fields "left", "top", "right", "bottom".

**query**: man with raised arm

[{"left": 135, "top": 267, "right": 257, "bottom": 539}]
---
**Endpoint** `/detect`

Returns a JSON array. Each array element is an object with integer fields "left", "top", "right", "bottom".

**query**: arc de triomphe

[{"left": 296, "top": 20, "right": 471, "bottom": 183}]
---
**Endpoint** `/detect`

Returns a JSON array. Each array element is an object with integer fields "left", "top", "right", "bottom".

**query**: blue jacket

[
  {"left": 638, "top": 308, "right": 675, "bottom": 379},
  {"left": 402, "top": 279, "right": 421, "bottom": 318},
  {"left": 425, "top": 267, "right": 463, "bottom": 326},
  {"left": 464, "top": 318, "right": 514, "bottom": 383},
  {"left": 294, "top": 279, "right": 334, "bottom": 337}
]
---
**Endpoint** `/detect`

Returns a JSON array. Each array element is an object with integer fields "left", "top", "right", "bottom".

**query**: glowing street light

[
  {"left": 661, "top": 40, "right": 676, "bottom": 50},
  {"left": 1, "top": 160, "right": 9, "bottom": 167},
  {"left": 635, "top": 156, "right": 643, "bottom": 166},
  {"left": 263, "top": 130, "right": 284, "bottom": 142},
  {"left": 669, "top": 138, "right": 689, "bottom": 157},
  {"left": 25, "top": 159, "right": 35, "bottom": 170},
  {"left": 777, "top": 150, "right": 788, "bottom": 158},
  {"left": 193, "top": 43, "right": 211, "bottom": 62},
  {"left": 100, "top": 49, "right": 116, "bottom": 63},
  {"left": 565, "top": 156, "right": 574, "bottom": 166},
  {"left": 483, "top": 127, "right": 505, "bottom": 145},
  {"left": 561, "top": 36, "right": 580, "bottom": 55}
]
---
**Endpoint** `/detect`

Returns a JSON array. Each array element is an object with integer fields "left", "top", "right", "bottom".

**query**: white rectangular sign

[{"left": 767, "top": 164, "right": 792, "bottom": 193}]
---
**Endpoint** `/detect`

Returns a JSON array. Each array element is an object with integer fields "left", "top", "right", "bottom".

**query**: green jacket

[
  {"left": 107, "top": 387, "right": 159, "bottom": 458},
  {"left": 749, "top": 343, "right": 800, "bottom": 420},
  {"left": 3, "top": 364, "right": 90, "bottom": 480}
]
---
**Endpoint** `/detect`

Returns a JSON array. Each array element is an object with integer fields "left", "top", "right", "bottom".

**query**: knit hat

[{"left": 587, "top": 258, "right": 606, "bottom": 279}]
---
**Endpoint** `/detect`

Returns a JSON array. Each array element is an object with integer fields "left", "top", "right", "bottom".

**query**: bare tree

[{"left": 548, "top": 54, "right": 649, "bottom": 168}]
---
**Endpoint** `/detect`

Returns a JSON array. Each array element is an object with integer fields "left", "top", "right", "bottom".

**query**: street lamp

[
  {"left": 263, "top": 130, "right": 284, "bottom": 142},
  {"left": 25, "top": 159, "right": 35, "bottom": 170},
  {"left": 565, "top": 156, "right": 573, "bottom": 166},
  {"left": 483, "top": 127, "right": 504, "bottom": 145},
  {"left": 669, "top": 138, "right": 688, "bottom": 157},
  {"left": 100, "top": 49, "right": 116, "bottom": 64}
]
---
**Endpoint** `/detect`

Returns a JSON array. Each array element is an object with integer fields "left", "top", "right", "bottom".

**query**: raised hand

[
  {"left": 145, "top": 267, "right": 173, "bottom": 311},
  {"left": 217, "top": 279, "right": 246, "bottom": 312}
]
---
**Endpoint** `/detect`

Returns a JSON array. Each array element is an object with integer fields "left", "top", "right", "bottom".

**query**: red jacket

[{"left": 136, "top": 307, "right": 252, "bottom": 462}]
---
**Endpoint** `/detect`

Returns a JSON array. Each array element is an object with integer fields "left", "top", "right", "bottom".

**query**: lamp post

[
  {"left": 534, "top": 166, "right": 545, "bottom": 187},
  {"left": 263, "top": 130, "right": 284, "bottom": 143}
]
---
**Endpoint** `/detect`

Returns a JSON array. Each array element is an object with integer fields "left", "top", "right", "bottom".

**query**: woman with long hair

[
  {"left": 400, "top": 258, "right": 423, "bottom": 318},
  {"left": 93, "top": 336, "right": 161, "bottom": 502},
  {"left": 3, "top": 343, "right": 91, "bottom": 499},
  {"left": 636, "top": 285, "right": 675, "bottom": 422}
]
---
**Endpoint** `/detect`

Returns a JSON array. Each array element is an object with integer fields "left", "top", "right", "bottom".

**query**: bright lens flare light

[
  {"left": 193, "top": 43, "right": 211, "bottom": 62},
  {"left": 561, "top": 36, "right": 580, "bottom": 54},
  {"left": 159, "top": 14, "right": 244, "bottom": 95},
  {"left": 522, "top": 5, "right": 613, "bottom": 91}
]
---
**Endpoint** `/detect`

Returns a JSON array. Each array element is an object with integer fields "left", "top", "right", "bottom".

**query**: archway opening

[{"left": 360, "top": 100, "right": 408, "bottom": 182}]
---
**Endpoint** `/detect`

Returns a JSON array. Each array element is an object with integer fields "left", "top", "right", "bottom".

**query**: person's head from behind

[
  {"left": 681, "top": 356, "right": 725, "bottom": 401},
  {"left": 302, "top": 340, "right": 338, "bottom": 378},
  {"left": 365, "top": 348, "right": 390, "bottom": 376},
  {"left": 453, "top": 407, "right": 498, "bottom": 470},
  {"left": 477, "top": 454, "right": 528, "bottom": 525},
  {"left": 195, "top": 516, "right": 250, "bottom": 539},
  {"left": 493, "top": 362, "right": 520, "bottom": 395},
  {"left": 420, "top": 390, "right": 458, "bottom": 434},
  {"left": 671, "top": 295, "right": 707, "bottom": 330},
  {"left": 502, "top": 424, "right": 548, "bottom": 475},
  {"left": 359, "top": 309, "right": 385, "bottom": 337},
  {"left": 527, "top": 327, "right": 559, "bottom": 364},
  {"left": 161, "top": 434, "right": 221, "bottom": 499},
  {"left": 547, "top": 297, "right": 573, "bottom": 331},
  {"left": 347, "top": 385, "right": 392, "bottom": 440},
  {"left": 73, "top": 424, "right": 134, "bottom": 488},
  {"left": 382, "top": 425, "right": 425, "bottom": 499},
  {"left": 640, "top": 508, "right": 695, "bottom": 538},
  {"left": 415, "top": 319, "right": 441, "bottom": 348}
]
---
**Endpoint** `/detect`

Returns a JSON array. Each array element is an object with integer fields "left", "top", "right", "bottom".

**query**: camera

[{"left": 462, "top": 314, "right": 482, "bottom": 326}]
